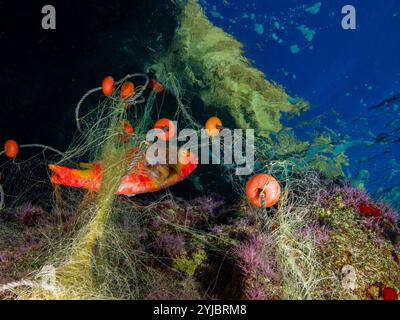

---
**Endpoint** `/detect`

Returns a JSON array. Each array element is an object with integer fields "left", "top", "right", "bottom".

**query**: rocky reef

[{"left": 1, "top": 176, "right": 398, "bottom": 299}]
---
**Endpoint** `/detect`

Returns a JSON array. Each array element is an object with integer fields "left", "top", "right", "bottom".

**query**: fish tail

[{"left": 48, "top": 164, "right": 101, "bottom": 191}]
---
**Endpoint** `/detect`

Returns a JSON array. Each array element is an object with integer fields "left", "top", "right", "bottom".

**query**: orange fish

[{"left": 48, "top": 148, "right": 198, "bottom": 196}]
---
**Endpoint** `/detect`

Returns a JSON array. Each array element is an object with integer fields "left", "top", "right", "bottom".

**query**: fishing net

[
  {"left": 0, "top": 70, "right": 250, "bottom": 299},
  {"left": 0, "top": 68, "right": 398, "bottom": 300}
]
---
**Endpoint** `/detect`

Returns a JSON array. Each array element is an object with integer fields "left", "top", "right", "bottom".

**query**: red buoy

[
  {"left": 121, "top": 81, "right": 136, "bottom": 99},
  {"left": 154, "top": 118, "right": 176, "bottom": 141},
  {"left": 102, "top": 76, "right": 115, "bottom": 96},
  {"left": 4, "top": 140, "right": 19, "bottom": 158},
  {"left": 205, "top": 116, "right": 222, "bottom": 137},
  {"left": 123, "top": 120, "right": 134, "bottom": 135},
  {"left": 246, "top": 174, "right": 281, "bottom": 208},
  {"left": 149, "top": 79, "right": 164, "bottom": 94}
]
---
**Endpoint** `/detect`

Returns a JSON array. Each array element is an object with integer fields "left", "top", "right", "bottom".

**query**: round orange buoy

[
  {"left": 205, "top": 116, "right": 222, "bottom": 137},
  {"left": 122, "top": 120, "right": 134, "bottom": 135},
  {"left": 4, "top": 140, "right": 19, "bottom": 158},
  {"left": 118, "top": 120, "right": 135, "bottom": 143},
  {"left": 121, "top": 81, "right": 135, "bottom": 99},
  {"left": 246, "top": 174, "right": 281, "bottom": 208},
  {"left": 154, "top": 118, "right": 176, "bottom": 141},
  {"left": 102, "top": 76, "right": 115, "bottom": 96},
  {"left": 149, "top": 79, "right": 164, "bottom": 94}
]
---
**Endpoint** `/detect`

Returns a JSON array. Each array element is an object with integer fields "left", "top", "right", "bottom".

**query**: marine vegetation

[{"left": 150, "top": 0, "right": 308, "bottom": 136}]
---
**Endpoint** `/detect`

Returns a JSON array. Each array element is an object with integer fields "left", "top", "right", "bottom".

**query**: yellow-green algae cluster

[
  {"left": 151, "top": 0, "right": 308, "bottom": 135},
  {"left": 173, "top": 249, "right": 207, "bottom": 277},
  {"left": 267, "top": 130, "right": 349, "bottom": 178},
  {"left": 306, "top": 134, "right": 349, "bottom": 178},
  {"left": 150, "top": 0, "right": 346, "bottom": 178}
]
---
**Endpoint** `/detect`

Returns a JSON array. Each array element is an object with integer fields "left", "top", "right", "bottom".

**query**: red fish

[{"left": 48, "top": 148, "right": 198, "bottom": 196}]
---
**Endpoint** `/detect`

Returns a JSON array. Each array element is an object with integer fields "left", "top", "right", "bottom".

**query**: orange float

[
  {"left": 118, "top": 120, "right": 135, "bottom": 143},
  {"left": 102, "top": 76, "right": 115, "bottom": 96},
  {"left": 4, "top": 140, "right": 19, "bottom": 158},
  {"left": 205, "top": 116, "right": 222, "bottom": 137},
  {"left": 154, "top": 118, "right": 176, "bottom": 141},
  {"left": 246, "top": 174, "right": 281, "bottom": 208},
  {"left": 122, "top": 120, "right": 134, "bottom": 135},
  {"left": 149, "top": 79, "right": 164, "bottom": 94},
  {"left": 121, "top": 81, "right": 136, "bottom": 99}
]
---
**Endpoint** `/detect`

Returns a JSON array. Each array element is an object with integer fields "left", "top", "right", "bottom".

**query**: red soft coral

[
  {"left": 383, "top": 287, "right": 398, "bottom": 300},
  {"left": 358, "top": 203, "right": 381, "bottom": 218}
]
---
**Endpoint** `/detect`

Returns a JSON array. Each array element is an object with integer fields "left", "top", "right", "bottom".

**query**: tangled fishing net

[
  {"left": 1, "top": 72, "right": 181, "bottom": 299},
  {"left": 0, "top": 68, "right": 399, "bottom": 300}
]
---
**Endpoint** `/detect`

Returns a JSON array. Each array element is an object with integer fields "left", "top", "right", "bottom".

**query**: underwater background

[
  {"left": 0, "top": 0, "right": 399, "bottom": 300},
  {"left": 1, "top": 0, "right": 398, "bottom": 208},
  {"left": 201, "top": 0, "right": 400, "bottom": 210}
]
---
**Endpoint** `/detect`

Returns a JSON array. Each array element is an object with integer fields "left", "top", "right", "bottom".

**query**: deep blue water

[{"left": 201, "top": 0, "right": 400, "bottom": 209}]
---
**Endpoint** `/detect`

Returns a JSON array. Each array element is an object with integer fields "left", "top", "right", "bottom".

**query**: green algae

[
  {"left": 297, "top": 25, "right": 316, "bottom": 42},
  {"left": 254, "top": 23, "right": 264, "bottom": 35},
  {"left": 151, "top": 0, "right": 308, "bottom": 136},
  {"left": 173, "top": 249, "right": 207, "bottom": 277},
  {"left": 305, "top": 2, "right": 322, "bottom": 15},
  {"left": 290, "top": 44, "right": 301, "bottom": 54}
]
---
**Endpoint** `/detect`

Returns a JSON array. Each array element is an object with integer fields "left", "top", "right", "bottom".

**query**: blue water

[{"left": 200, "top": 0, "right": 400, "bottom": 209}]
